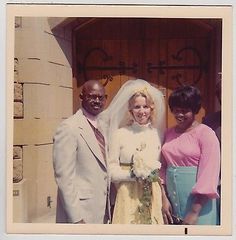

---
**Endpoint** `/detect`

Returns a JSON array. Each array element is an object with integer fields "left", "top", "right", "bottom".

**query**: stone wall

[
  {"left": 13, "top": 146, "right": 23, "bottom": 183},
  {"left": 13, "top": 17, "right": 73, "bottom": 222}
]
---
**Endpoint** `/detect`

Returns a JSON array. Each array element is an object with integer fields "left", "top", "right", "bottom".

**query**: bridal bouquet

[
  {"left": 131, "top": 142, "right": 161, "bottom": 181},
  {"left": 130, "top": 142, "right": 161, "bottom": 224}
]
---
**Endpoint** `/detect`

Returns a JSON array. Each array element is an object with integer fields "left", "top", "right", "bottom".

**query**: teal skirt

[{"left": 166, "top": 166, "right": 220, "bottom": 225}]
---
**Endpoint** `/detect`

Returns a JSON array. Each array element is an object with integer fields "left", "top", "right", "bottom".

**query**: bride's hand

[{"left": 162, "top": 194, "right": 173, "bottom": 224}]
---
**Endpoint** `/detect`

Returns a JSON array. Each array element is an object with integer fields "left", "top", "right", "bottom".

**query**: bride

[{"left": 99, "top": 79, "right": 166, "bottom": 224}]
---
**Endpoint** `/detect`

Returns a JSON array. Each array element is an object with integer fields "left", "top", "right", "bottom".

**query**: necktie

[{"left": 87, "top": 120, "right": 106, "bottom": 164}]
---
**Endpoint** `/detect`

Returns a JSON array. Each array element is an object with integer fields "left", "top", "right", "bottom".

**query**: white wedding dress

[{"left": 108, "top": 122, "right": 164, "bottom": 224}]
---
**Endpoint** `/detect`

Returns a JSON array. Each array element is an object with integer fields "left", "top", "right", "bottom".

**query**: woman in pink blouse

[{"left": 160, "top": 85, "right": 220, "bottom": 225}]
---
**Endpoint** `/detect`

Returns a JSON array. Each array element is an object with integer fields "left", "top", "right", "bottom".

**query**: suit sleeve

[{"left": 53, "top": 122, "right": 83, "bottom": 223}]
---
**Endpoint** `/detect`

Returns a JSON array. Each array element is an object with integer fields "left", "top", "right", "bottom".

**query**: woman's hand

[
  {"left": 183, "top": 211, "right": 199, "bottom": 225},
  {"left": 160, "top": 184, "right": 173, "bottom": 224},
  {"left": 75, "top": 219, "right": 86, "bottom": 224},
  {"left": 183, "top": 194, "right": 209, "bottom": 225},
  {"left": 162, "top": 194, "right": 173, "bottom": 224}
]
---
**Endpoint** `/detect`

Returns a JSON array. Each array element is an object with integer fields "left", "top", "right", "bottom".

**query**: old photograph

[{"left": 5, "top": 4, "right": 233, "bottom": 236}]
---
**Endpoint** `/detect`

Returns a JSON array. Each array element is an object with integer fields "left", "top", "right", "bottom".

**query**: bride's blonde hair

[
  {"left": 120, "top": 90, "right": 157, "bottom": 127},
  {"left": 97, "top": 79, "right": 166, "bottom": 143}
]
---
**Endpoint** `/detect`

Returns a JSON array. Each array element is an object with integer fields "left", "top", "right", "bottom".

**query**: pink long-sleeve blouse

[{"left": 160, "top": 124, "right": 220, "bottom": 199}]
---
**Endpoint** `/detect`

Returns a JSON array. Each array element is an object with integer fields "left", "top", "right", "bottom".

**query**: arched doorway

[{"left": 73, "top": 18, "right": 222, "bottom": 128}]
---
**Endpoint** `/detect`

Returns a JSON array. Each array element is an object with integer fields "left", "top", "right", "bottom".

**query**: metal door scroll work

[
  {"left": 78, "top": 47, "right": 206, "bottom": 86},
  {"left": 77, "top": 47, "right": 138, "bottom": 86},
  {"left": 148, "top": 47, "right": 206, "bottom": 86}
]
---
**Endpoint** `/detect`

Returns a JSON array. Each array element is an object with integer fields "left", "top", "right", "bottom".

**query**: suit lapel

[{"left": 75, "top": 110, "right": 107, "bottom": 168}]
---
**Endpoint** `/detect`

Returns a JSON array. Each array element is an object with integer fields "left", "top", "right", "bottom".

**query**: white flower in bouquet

[{"left": 132, "top": 142, "right": 161, "bottom": 179}]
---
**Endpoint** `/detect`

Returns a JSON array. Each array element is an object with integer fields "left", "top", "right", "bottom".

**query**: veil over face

[{"left": 98, "top": 79, "right": 166, "bottom": 145}]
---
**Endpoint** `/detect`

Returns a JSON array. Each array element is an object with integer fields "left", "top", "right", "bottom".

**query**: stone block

[
  {"left": 14, "top": 58, "right": 19, "bottom": 82},
  {"left": 42, "top": 62, "right": 73, "bottom": 88},
  {"left": 14, "top": 102, "right": 23, "bottom": 118},
  {"left": 46, "top": 33, "right": 72, "bottom": 67},
  {"left": 14, "top": 18, "right": 73, "bottom": 65},
  {"left": 14, "top": 28, "right": 47, "bottom": 59},
  {"left": 21, "top": 145, "right": 37, "bottom": 220},
  {"left": 13, "top": 159, "right": 23, "bottom": 183},
  {"left": 14, "top": 119, "right": 62, "bottom": 145},
  {"left": 21, "top": 17, "right": 45, "bottom": 30},
  {"left": 14, "top": 19, "right": 72, "bottom": 70},
  {"left": 23, "top": 145, "right": 57, "bottom": 221},
  {"left": 23, "top": 84, "right": 72, "bottom": 119},
  {"left": 18, "top": 58, "right": 46, "bottom": 84},
  {"left": 15, "top": 17, "right": 22, "bottom": 28},
  {"left": 14, "top": 83, "right": 23, "bottom": 101},
  {"left": 13, "top": 179, "right": 29, "bottom": 222},
  {"left": 43, "top": 18, "right": 55, "bottom": 35},
  {"left": 18, "top": 58, "right": 72, "bottom": 87},
  {"left": 13, "top": 146, "right": 23, "bottom": 159},
  {"left": 34, "top": 144, "right": 57, "bottom": 217},
  {"left": 56, "top": 65, "right": 73, "bottom": 88},
  {"left": 43, "top": 62, "right": 72, "bottom": 88},
  {"left": 14, "top": 70, "right": 19, "bottom": 83}
]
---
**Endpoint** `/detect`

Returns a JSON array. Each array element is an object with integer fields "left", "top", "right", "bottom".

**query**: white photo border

[{"left": 4, "top": 2, "right": 234, "bottom": 238}]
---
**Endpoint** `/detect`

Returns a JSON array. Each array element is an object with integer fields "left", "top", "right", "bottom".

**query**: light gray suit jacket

[{"left": 53, "top": 109, "right": 109, "bottom": 223}]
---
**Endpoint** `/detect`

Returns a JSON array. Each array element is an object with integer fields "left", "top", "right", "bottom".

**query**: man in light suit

[{"left": 53, "top": 80, "right": 110, "bottom": 224}]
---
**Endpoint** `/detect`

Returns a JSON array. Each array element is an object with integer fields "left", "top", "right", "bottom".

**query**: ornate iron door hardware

[
  {"left": 78, "top": 46, "right": 207, "bottom": 86},
  {"left": 78, "top": 47, "right": 137, "bottom": 85},
  {"left": 147, "top": 47, "right": 207, "bottom": 85}
]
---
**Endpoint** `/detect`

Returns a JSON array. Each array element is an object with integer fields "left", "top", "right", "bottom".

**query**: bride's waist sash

[{"left": 120, "top": 162, "right": 132, "bottom": 170}]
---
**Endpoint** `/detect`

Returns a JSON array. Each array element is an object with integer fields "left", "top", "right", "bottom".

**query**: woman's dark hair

[{"left": 168, "top": 85, "right": 201, "bottom": 114}]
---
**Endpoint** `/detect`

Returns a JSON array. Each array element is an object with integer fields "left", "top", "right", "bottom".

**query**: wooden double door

[{"left": 73, "top": 18, "right": 221, "bottom": 127}]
